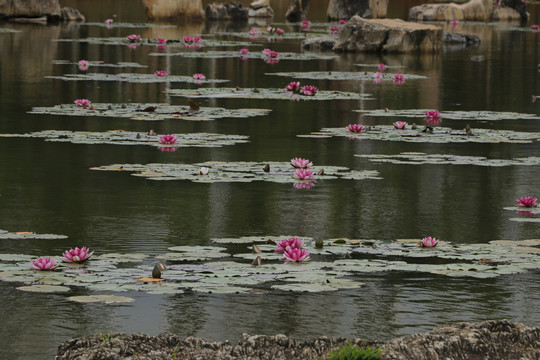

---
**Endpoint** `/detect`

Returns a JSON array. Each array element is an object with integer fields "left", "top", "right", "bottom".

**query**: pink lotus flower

[
  {"left": 193, "top": 73, "right": 206, "bottom": 81},
  {"left": 267, "top": 26, "right": 275, "bottom": 33},
  {"left": 285, "top": 81, "right": 301, "bottom": 93},
  {"left": 275, "top": 236, "right": 304, "bottom": 253},
  {"left": 78, "top": 60, "right": 89, "bottom": 71},
  {"left": 300, "top": 85, "right": 318, "bottom": 96},
  {"left": 193, "top": 36, "right": 202, "bottom": 43},
  {"left": 516, "top": 196, "right": 538, "bottom": 207},
  {"left": 293, "top": 181, "right": 316, "bottom": 189},
  {"left": 105, "top": 18, "right": 113, "bottom": 24},
  {"left": 394, "top": 73, "right": 404, "bottom": 81},
  {"left": 283, "top": 248, "right": 311, "bottom": 262},
  {"left": 338, "top": 19, "right": 348, "bottom": 25},
  {"left": 31, "top": 257, "right": 58, "bottom": 270},
  {"left": 249, "top": 29, "right": 258, "bottom": 35},
  {"left": 127, "top": 34, "right": 141, "bottom": 42},
  {"left": 393, "top": 121, "right": 408, "bottom": 129},
  {"left": 290, "top": 157, "right": 313, "bottom": 168},
  {"left": 374, "top": 72, "right": 382, "bottom": 79},
  {"left": 74, "top": 99, "right": 91, "bottom": 108},
  {"left": 154, "top": 70, "right": 167, "bottom": 77},
  {"left": 419, "top": 236, "right": 439, "bottom": 248},
  {"left": 156, "top": 38, "right": 167, "bottom": 44},
  {"left": 346, "top": 124, "right": 365, "bottom": 133},
  {"left": 378, "top": 63, "right": 387, "bottom": 71},
  {"left": 293, "top": 168, "right": 316, "bottom": 180},
  {"left": 330, "top": 25, "right": 339, "bottom": 33},
  {"left": 183, "top": 36, "right": 193, "bottom": 43},
  {"left": 159, "top": 134, "right": 178, "bottom": 145},
  {"left": 199, "top": 167, "right": 209, "bottom": 175},
  {"left": 531, "top": 24, "right": 539, "bottom": 31},
  {"left": 240, "top": 48, "right": 249, "bottom": 55},
  {"left": 276, "top": 28, "right": 285, "bottom": 35},
  {"left": 262, "top": 48, "right": 279, "bottom": 58},
  {"left": 302, "top": 20, "right": 311, "bottom": 29},
  {"left": 451, "top": 19, "right": 458, "bottom": 28},
  {"left": 425, "top": 110, "right": 441, "bottom": 126},
  {"left": 62, "top": 247, "right": 94, "bottom": 263}
]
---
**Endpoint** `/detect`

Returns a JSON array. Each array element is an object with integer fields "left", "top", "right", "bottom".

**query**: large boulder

[
  {"left": 0, "top": 0, "right": 61, "bottom": 20},
  {"left": 142, "top": 0, "right": 204, "bottom": 21},
  {"left": 492, "top": 0, "right": 528, "bottom": 21},
  {"left": 382, "top": 320, "right": 540, "bottom": 360},
  {"left": 205, "top": 1, "right": 248, "bottom": 20},
  {"left": 327, "top": 0, "right": 388, "bottom": 20},
  {"left": 409, "top": 0, "right": 527, "bottom": 22},
  {"left": 333, "top": 16, "right": 443, "bottom": 53},
  {"left": 301, "top": 36, "right": 337, "bottom": 51},
  {"left": 286, "top": 0, "right": 308, "bottom": 21},
  {"left": 249, "top": 0, "right": 273, "bottom": 18}
]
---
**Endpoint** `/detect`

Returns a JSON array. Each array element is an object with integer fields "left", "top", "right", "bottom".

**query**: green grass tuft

[{"left": 321, "top": 343, "right": 382, "bottom": 360}]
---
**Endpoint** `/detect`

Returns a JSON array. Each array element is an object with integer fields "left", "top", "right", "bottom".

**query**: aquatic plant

[
  {"left": 78, "top": 60, "right": 89, "bottom": 70},
  {"left": 322, "top": 343, "right": 381, "bottom": 360},
  {"left": 330, "top": 25, "right": 340, "bottom": 32},
  {"left": 346, "top": 124, "right": 365, "bottom": 133},
  {"left": 31, "top": 257, "right": 58, "bottom": 270},
  {"left": 516, "top": 196, "right": 538, "bottom": 207},
  {"left": 199, "top": 167, "right": 209, "bottom": 175},
  {"left": 293, "top": 168, "right": 316, "bottom": 180},
  {"left": 419, "top": 236, "right": 439, "bottom": 248},
  {"left": 425, "top": 110, "right": 442, "bottom": 126},
  {"left": 290, "top": 157, "right": 313, "bottom": 168},
  {"left": 159, "top": 134, "right": 178, "bottom": 145},
  {"left": 302, "top": 20, "right": 311, "bottom": 29},
  {"left": 154, "top": 70, "right": 167, "bottom": 77},
  {"left": 283, "top": 248, "right": 311, "bottom": 262},
  {"left": 183, "top": 36, "right": 201, "bottom": 44},
  {"left": 262, "top": 48, "right": 279, "bottom": 58},
  {"left": 300, "top": 85, "right": 318, "bottom": 96},
  {"left": 393, "top": 121, "right": 407, "bottom": 129},
  {"left": 192, "top": 73, "right": 206, "bottom": 81},
  {"left": 276, "top": 28, "right": 285, "bottom": 35},
  {"left": 451, "top": 19, "right": 459, "bottom": 28},
  {"left": 62, "top": 247, "right": 94, "bottom": 263},
  {"left": 373, "top": 72, "right": 382, "bottom": 79},
  {"left": 126, "top": 34, "right": 141, "bottom": 42},
  {"left": 378, "top": 63, "right": 386, "bottom": 71},
  {"left": 285, "top": 81, "right": 301, "bottom": 93},
  {"left": 248, "top": 29, "right": 258, "bottom": 35},
  {"left": 275, "top": 236, "right": 304, "bottom": 253},
  {"left": 240, "top": 48, "right": 249, "bottom": 55},
  {"left": 531, "top": 24, "right": 539, "bottom": 31},
  {"left": 339, "top": 19, "right": 348, "bottom": 25},
  {"left": 156, "top": 38, "right": 167, "bottom": 44},
  {"left": 105, "top": 19, "right": 113, "bottom": 24},
  {"left": 74, "top": 99, "right": 91, "bottom": 108}
]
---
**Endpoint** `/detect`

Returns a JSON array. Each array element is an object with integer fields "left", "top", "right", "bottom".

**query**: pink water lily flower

[
  {"left": 78, "top": 60, "right": 89, "bottom": 71},
  {"left": 159, "top": 134, "right": 178, "bottom": 145},
  {"left": 338, "top": 19, "right": 348, "bottom": 25},
  {"left": 291, "top": 157, "right": 313, "bottom": 168},
  {"left": 62, "top": 246, "right": 94, "bottom": 263},
  {"left": 346, "top": 124, "right": 365, "bottom": 133},
  {"left": 249, "top": 29, "right": 258, "bottom": 35},
  {"left": 199, "top": 167, "right": 210, "bottom": 175},
  {"left": 293, "top": 168, "right": 316, "bottom": 180},
  {"left": 516, "top": 196, "right": 538, "bottom": 207},
  {"left": 302, "top": 20, "right": 311, "bottom": 29},
  {"left": 105, "top": 18, "right": 113, "bottom": 24},
  {"left": 330, "top": 25, "right": 339, "bottom": 32},
  {"left": 74, "top": 99, "right": 91, "bottom": 108},
  {"left": 531, "top": 24, "right": 539, "bottom": 31},
  {"left": 425, "top": 110, "right": 442, "bottom": 126},
  {"left": 378, "top": 63, "right": 386, "bottom": 71},
  {"left": 262, "top": 48, "right": 279, "bottom": 58},
  {"left": 394, "top": 73, "right": 404, "bottom": 81},
  {"left": 154, "top": 70, "right": 167, "bottom": 77},
  {"left": 374, "top": 72, "right": 382, "bottom": 79},
  {"left": 193, "top": 73, "right": 206, "bottom": 80},
  {"left": 300, "top": 85, "right": 318, "bottom": 96},
  {"left": 183, "top": 36, "right": 193, "bottom": 43},
  {"left": 419, "top": 236, "right": 439, "bottom": 248},
  {"left": 240, "top": 48, "right": 249, "bottom": 55},
  {"left": 283, "top": 248, "right": 311, "bottom": 262},
  {"left": 285, "top": 81, "right": 301, "bottom": 93},
  {"left": 451, "top": 19, "right": 459, "bottom": 28},
  {"left": 275, "top": 236, "right": 304, "bottom": 253},
  {"left": 31, "top": 257, "right": 58, "bottom": 270},
  {"left": 127, "top": 34, "right": 141, "bottom": 42},
  {"left": 156, "top": 38, "right": 167, "bottom": 44},
  {"left": 393, "top": 121, "right": 408, "bottom": 129},
  {"left": 276, "top": 28, "right": 285, "bottom": 35}
]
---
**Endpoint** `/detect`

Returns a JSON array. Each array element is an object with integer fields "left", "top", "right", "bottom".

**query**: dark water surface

[{"left": 0, "top": 0, "right": 539, "bottom": 358}]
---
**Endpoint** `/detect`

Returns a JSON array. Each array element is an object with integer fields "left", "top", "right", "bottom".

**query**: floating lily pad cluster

[
  {"left": 0, "top": 130, "right": 249, "bottom": 148},
  {"left": 45, "top": 73, "right": 229, "bottom": 84},
  {"left": 299, "top": 125, "right": 540, "bottom": 144},
  {"left": 0, "top": 229, "right": 68, "bottom": 241},
  {"left": 81, "top": 22, "right": 176, "bottom": 29},
  {"left": 151, "top": 50, "right": 336, "bottom": 61},
  {"left": 55, "top": 37, "right": 254, "bottom": 48},
  {"left": 29, "top": 103, "right": 271, "bottom": 122},
  {"left": 168, "top": 88, "right": 373, "bottom": 101},
  {"left": 0, "top": 28, "right": 21, "bottom": 33},
  {"left": 266, "top": 71, "right": 427, "bottom": 81},
  {"left": 356, "top": 152, "right": 540, "bottom": 167},
  {"left": 53, "top": 60, "right": 147, "bottom": 68},
  {"left": 89, "top": 161, "right": 381, "bottom": 183},
  {"left": 503, "top": 206, "right": 540, "bottom": 223},
  {"left": 354, "top": 109, "right": 540, "bottom": 121},
  {"left": 2, "top": 237, "right": 537, "bottom": 299}
]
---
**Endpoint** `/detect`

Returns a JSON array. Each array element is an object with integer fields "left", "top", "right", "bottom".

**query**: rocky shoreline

[{"left": 56, "top": 320, "right": 539, "bottom": 360}]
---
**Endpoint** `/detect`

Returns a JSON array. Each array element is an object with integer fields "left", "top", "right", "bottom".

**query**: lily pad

[
  {"left": 265, "top": 71, "right": 427, "bottom": 81},
  {"left": 0, "top": 230, "right": 68, "bottom": 240},
  {"left": 46, "top": 73, "right": 229, "bottom": 84},
  {"left": 509, "top": 217, "right": 540, "bottom": 223},
  {"left": 211, "top": 235, "right": 312, "bottom": 244},
  {"left": 29, "top": 103, "right": 271, "bottom": 122},
  {"left": 53, "top": 60, "right": 147, "bottom": 68},
  {"left": 16, "top": 284, "right": 71, "bottom": 293},
  {"left": 55, "top": 38, "right": 254, "bottom": 48},
  {"left": 95, "top": 253, "right": 148, "bottom": 263},
  {"left": 81, "top": 22, "right": 176, "bottom": 29},
  {"left": 354, "top": 109, "right": 540, "bottom": 121},
  {"left": 0, "top": 28, "right": 21, "bottom": 33},
  {"left": 168, "top": 88, "right": 373, "bottom": 101},
  {"left": 151, "top": 50, "right": 336, "bottom": 60},
  {"left": 301, "top": 125, "right": 540, "bottom": 144},
  {"left": 90, "top": 161, "right": 381, "bottom": 184},
  {"left": 67, "top": 295, "right": 135, "bottom": 304},
  {"left": 356, "top": 153, "right": 540, "bottom": 167},
  {"left": 0, "top": 130, "right": 248, "bottom": 148}
]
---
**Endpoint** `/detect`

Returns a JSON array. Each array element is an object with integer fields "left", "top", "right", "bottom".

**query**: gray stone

[
  {"left": 285, "top": 0, "right": 308, "bottom": 22},
  {"left": 248, "top": 6, "right": 273, "bottom": 18},
  {"left": 409, "top": 0, "right": 528, "bottom": 22},
  {"left": 142, "top": 0, "right": 204, "bottom": 21},
  {"left": 205, "top": 1, "right": 248, "bottom": 20},
  {"left": 249, "top": 0, "right": 269, "bottom": 10},
  {"left": 333, "top": 16, "right": 443, "bottom": 53},
  {"left": 0, "top": 0, "right": 61, "bottom": 20},
  {"left": 60, "top": 7, "right": 85, "bottom": 21},
  {"left": 327, "top": 0, "right": 388, "bottom": 20},
  {"left": 443, "top": 32, "right": 480, "bottom": 45},
  {"left": 301, "top": 37, "right": 337, "bottom": 51}
]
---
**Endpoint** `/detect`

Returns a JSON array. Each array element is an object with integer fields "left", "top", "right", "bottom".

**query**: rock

[
  {"left": 250, "top": 0, "right": 269, "bottom": 10},
  {"left": 285, "top": 0, "right": 308, "bottom": 22},
  {"left": 0, "top": 0, "right": 61, "bottom": 20},
  {"left": 301, "top": 37, "right": 337, "bottom": 51},
  {"left": 496, "top": 0, "right": 528, "bottom": 21},
  {"left": 249, "top": 6, "right": 273, "bottom": 18},
  {"left": 60, "top": 7, "right": 85, "bottom": 21},
  {"left": 382, "top": 320, "right": 540, "bottom": 360},
  {"left": 205, "top": 1, "right": 248, "bottom": 20},
  {"left": 142, "top": 0, "right": 204, "bottom": 21},
  {"left": 333, "top": 16, "right": 443, "bottom": 53},
  {"left": 443, "top": 32, "right": 480, "bottom": 45},
  {"left": 409, "top": 0, "right": 528, "bottom": 22},
  {"left": 409, "top": 3, "right": 464, "bottom": 21},
  {"left": 327, "top": 0, "right": 388, "bottom": 20}
]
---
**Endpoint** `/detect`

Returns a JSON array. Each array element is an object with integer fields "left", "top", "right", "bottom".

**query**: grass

[
  {"left": 98, "top": 331, "right": 113, "bottom": 343},
  {"left": 321, "top": 343, "right": 382, "bottom": 360}
]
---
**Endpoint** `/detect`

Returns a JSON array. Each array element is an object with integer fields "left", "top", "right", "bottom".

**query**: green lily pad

[
  {"left": 0, "top": 28, "right": 21, "bottom": 33},
  {"left": 302, "top": 125, "right": 540, "bottom": 144},
  {"left": 16, "top": 284, "right": 71, "bottom": 293},
  {"left": 55, "top": 37, "right": 254, "bottom": 48},
  {"left": 217, "top": 31, "right": 311, "bottom": 40},
  {"left": 90, "top": 161, "right": 381, "bottom": 184},
  {"left": 81, "top": 22, "right": 176, "bottom": 29},
  {"left": 353, "top": 109, "right": 540, "bottom": 121},
  {"left": 191, "top": 285, "right": 254, "bottom": 294},
  {"left": 0, "top": 231, "right": 68, "bottom": 240},
  {"left": 29, "top": 103, "right": 271, "bottom": 122},
  {"left": 509, "top": 217, "right": 540, "bottom": 223},
  {"left": 151, "top": 50, "right": 336, "bottom": 60},
  {"left": 46, "top": 73, "right": 229, "bottom": 84},
  {"left": 168, "top": 88, "right": 373, "bottom": 101},
  {"left": 53, "top": 60, "right": 147, "bottom": 68},
  {"left": 490, "top": 239, "right": 540, "bottom": 246},
  {"left": 271, "top": 281, "right": 356, "bottom": 292},
  {"left": 0, "top": 254, "right": 36, "bottom": 262},
  {"left": 67, "top": 295, "right": 135, "bottom": 303},
  {"left": 0, "top": 130, "right": 248, "bottom": 148},
  {"left": 356, "top": 153, "right": 540, "bottom": 167},
  {"left": 94, "top": 253, "right": 148, "bottom": 263},
  {"left": 265, "top": 71, "right": 427, "bottom": 81}
]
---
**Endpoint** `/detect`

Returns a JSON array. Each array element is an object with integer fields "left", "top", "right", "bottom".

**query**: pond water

[{"left": 0, "top": 0, "right": 539, "bottom": 358}]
